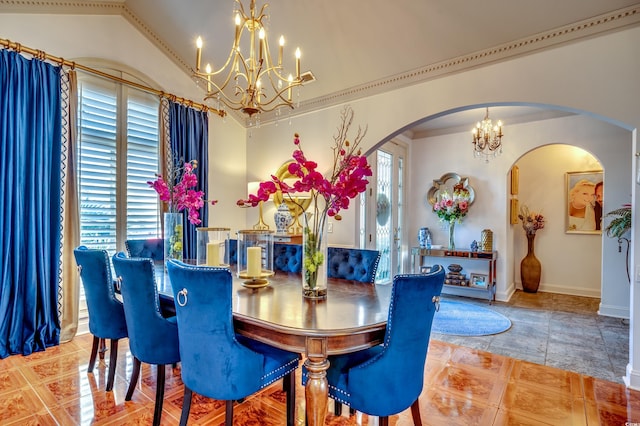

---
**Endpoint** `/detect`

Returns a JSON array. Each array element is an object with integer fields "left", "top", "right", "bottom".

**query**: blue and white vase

[
  {"left": 274, "top": 202, "right": 293, "bottom": 234},
  {"left": 418, "top": 227, "right": 431, "bottom": 249}
]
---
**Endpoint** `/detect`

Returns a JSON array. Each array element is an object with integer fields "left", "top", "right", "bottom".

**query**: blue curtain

[
  {"left": 0, "top": 50, "right": 62, "bottom": 358},
  {"left": 169, "top": 102, "right": 209, "bottom": 260}
]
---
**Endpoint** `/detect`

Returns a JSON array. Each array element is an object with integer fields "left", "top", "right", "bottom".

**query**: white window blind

[
  {"left": 126, "top": 92, "right": 160, "bottom": 239},
  {"left": 78, "top": 76, "right": 160, "bottom": 252},
  {"left": 78, "top": 79, "right": 118, "bottom": 252}
]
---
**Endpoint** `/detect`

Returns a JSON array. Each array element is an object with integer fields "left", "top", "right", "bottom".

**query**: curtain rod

[{"left": 0, "top": 38, "right": 225, "bottom": 118}]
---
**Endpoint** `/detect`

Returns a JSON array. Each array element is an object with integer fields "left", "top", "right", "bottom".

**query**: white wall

[{"left": 410, "top": 115, "right": 631, "bottom": 308}]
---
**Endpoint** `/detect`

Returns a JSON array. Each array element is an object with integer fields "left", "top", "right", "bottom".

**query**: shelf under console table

[{"left": 410, "top": 247, "right": 497, "bottom": 302}]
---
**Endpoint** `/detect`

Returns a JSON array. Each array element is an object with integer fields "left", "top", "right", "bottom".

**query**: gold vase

[{"left": 481, "top": 229, "right": 493, "bottom": 252}]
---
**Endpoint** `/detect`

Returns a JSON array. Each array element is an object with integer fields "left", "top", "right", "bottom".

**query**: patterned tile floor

[{"left": 0, "top": 291, "right": 637, "bottom": 425}]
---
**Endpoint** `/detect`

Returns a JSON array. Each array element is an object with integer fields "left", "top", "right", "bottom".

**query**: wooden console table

[{"left": 411, "top": 247, "right": 497, "bottom": 302}]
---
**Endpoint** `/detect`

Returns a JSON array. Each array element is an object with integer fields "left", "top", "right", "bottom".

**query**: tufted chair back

[
  {"left": 166, "top": 259, "right": 299, "bottom": 425},
  {"left": 73, "top": 246, "right": 128, "bottom": 391},
  {"left": 112, "top": 252, "right": 180, "bottom": 426},
  {"left": 304, "top": 265, "right": 445, "bottom": 424},
  {"left": 327, "top": 247, "right": 381, "bottom": 283},
  {"left": 125, "top": 238, "right": 164, "bottom": 260},
  {"left": 227, "top": 238, "right": 238, "bottom": 265},
  {"left": 273, "top": 243, "right": 302, "bottom": 273}
]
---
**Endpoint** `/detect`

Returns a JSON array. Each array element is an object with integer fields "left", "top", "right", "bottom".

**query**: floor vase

[
  {"left": 302, "top": 218, "right": 328, "bottom": 299},
  {"left": 164, "top": 212, "right": 184, "bottom": 264},
  {"left": 520, "top": 233, "right": 541, "bottom": 293}
]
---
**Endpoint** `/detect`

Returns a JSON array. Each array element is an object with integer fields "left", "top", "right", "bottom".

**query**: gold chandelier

[
  {"left": 471, "top": 107, "right": 504, "bottom": 162},
  {"left": 193, "top": 0, "right": 314, "bottom": 119}
]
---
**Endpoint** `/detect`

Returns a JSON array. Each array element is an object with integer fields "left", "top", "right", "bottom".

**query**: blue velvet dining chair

[
  {"left": 73, "top": 246, "right": 128, "bottom": 392},
  {"left": 273, "top": 243, "right": 302, "bottom": 273},
  {"left": 327, "top": 247, "right": 381, "bottom": 283},
  {"left": 304, "top": 265, "right": 445, "bottom": 426},
  {"left": 166, "top": 259, "right": 300, "bottom": 426},
  {"left": 124, "top": 238, "right": 175, "bottom": 317},
  {"left": 125, "top": 238, "right": 164, "bottom": 260},
  {"left": 112, "top": 252, "right": 180, "bottom": 426}
]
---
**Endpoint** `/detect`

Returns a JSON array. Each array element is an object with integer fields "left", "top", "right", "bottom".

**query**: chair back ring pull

[
  {"left": 115, "top": 276, "right": 122, "bottom": 292},
  {"left": 432, "top": 295, "right": 441, "bottom": 312},
  {"left": 177, "top": 288, "right": 188, "bottom": 307}
]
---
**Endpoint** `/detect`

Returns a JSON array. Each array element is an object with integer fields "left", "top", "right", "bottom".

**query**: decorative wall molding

[{"left": 2, "top": 1, "right": 639, "bottom": 127}]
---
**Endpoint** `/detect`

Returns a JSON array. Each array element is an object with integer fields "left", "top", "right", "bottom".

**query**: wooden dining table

[{"left": 156, "top": 266, "right": 391, "bottom": 426}]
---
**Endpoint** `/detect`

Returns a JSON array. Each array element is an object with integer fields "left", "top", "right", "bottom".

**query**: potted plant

[
  {"left": 604, "top": 203, "right": 631, "bottom": 239},
  {"left": 604, "top": 203, "right": 631, "bottom": 282}
]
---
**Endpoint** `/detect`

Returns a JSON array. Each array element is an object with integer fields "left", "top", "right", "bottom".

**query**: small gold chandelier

[
  {"left": 472, "top": 107, "right": 504, "bottom": 162},
  {"left": 193, "top": 0, "right": 314, "bottom": 119}
]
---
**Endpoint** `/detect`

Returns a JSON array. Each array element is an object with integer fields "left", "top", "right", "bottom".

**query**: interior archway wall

[{"left": 513, "top": 145, "right": 603, "bottom": 297}]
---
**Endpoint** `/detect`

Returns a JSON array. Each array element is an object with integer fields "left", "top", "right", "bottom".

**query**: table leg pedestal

[{"left": 305, "top": 337, "right": 329, "bottom": 426}]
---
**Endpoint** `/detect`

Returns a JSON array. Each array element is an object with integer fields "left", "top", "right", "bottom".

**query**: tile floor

[
  {"left": 0, "top": 291, "right": 638, "bottom": 425},
  {"left": 435, "top": 290, "right": 630, "bottom": 385}
]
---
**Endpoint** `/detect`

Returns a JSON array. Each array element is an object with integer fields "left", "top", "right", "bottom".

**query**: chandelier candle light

[
  {"left": 472, "top": 107, "right": 504, "bottom": 162},
  {"left": 238, "top": 106, "right": 371, "bottom": 298},
  {"left": 193, "top": 0, "right": 315, "bottom": 121}
]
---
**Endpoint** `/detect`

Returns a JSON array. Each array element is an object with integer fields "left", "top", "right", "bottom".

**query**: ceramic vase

[
  {"left": 302, "top": 217, "right": 328, "bottom": 299},
  {"left": 274, "top": 202, "right": 293, "bottom": 234},
  {"left": 164, "top": 212, "right": 184, "bottom": 265},
  {"left": 418, "top": 227, "right": 431, "bottom": 249},
  {"left": 520, "top": 233, "right": 541, "bottom": 293}
]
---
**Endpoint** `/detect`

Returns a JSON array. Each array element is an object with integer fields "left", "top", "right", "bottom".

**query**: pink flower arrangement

[
  {"left": 148, "top": 159, "right": 216, "bottom": 225},
  {"left": 237, "top": 107, "right": 372, "bottom": 222},
  {"left": 433, "top": 185, "right": 471, "bottom": 223},
  {"left": 237, "top": 107, "right": 371, "bottom": 291},
  {"left": 518, "top": 205, "right": 545, "bottom": 235}
]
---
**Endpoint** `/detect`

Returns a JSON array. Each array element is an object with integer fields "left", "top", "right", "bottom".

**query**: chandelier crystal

[
  {"left": 472, "top": 107, "right": 504, "bottom": 162},
  {"left": 193, "top": 0, "right": 314, "bottom": 120}
]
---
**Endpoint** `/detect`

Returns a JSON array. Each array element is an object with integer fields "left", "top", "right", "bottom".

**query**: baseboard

[
  {"left": 624, "top": 363, "right": 640, "bottom": 390},
  {"left": 598, "top": 302, "right": 630, "bottom": 319},
  {"left": 516, "top": 281, "right": 601, "bottom": 298}
]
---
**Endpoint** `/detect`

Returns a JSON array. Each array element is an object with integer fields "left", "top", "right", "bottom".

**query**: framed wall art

[
  {"left": 510, "top": 165, "right": 519, "bottom": 195},
  {"left": 566, "top": 170, "right": 603, "bottom": 234},
  {"left": 510, "top": 199, "right": 519, "bottom": 225},
  {"left": 470, "top": 273, "right": 488, "bottom": 289}
]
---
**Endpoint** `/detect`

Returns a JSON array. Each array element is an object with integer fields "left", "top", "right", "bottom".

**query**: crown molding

[
  {"left": 279, "top": 4, "right": 640, "bottom": 127},
  {"left": 2, "top": 1, "right": 639, "bottom": 128},
  {"left": 0, "top": 0, "right": 124, "bottom": 14}
]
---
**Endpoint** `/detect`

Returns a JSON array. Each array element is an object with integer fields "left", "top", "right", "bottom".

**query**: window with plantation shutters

[
  {"left": 77, "top": 75, "right": 161, "bottom": 252},
  {"left": 126, "top": 92, "right": 161, "bottom": 239},
  {"left": 76, "top": 71, "right": 161, "bottom": 334}
]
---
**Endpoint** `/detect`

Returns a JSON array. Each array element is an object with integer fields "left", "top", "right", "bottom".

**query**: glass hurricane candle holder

[
  {"left": 237, "top": 229, "right": 274, "bottom": 288},
  {"left": 196, "top": 227, "right": 230, "bottom": 267}
]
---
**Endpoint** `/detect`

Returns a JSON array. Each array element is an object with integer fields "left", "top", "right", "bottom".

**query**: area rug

[{"left": 431, "top": 300, "right": 512, "bottom": 336}]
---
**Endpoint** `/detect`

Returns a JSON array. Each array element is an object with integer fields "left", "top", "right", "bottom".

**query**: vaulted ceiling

[{"left": 4, "top": 0, "right": 640, "bottom": 132}]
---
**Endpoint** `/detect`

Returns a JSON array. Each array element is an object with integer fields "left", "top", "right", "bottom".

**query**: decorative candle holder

[
  {"left": 196, "top": 227, "right": 231, "bottom": 267},
  {"left": 237, "top": 229, "right": 274, "bottom": 288}
]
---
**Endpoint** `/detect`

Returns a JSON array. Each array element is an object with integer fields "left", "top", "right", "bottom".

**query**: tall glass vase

[
  {"left": 164, "top": 212, "right": 184, "bottom": 265},
  {"left": 302, "top": 216, "right": 328, "bottom": 299},
  {"left": 448, "top": 220, "right": 456, "bottom": 250}
]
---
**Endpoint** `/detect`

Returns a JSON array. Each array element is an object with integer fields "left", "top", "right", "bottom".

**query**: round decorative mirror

[{"left": 427, "top": 172, "right": 475, "bottom": 206}]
